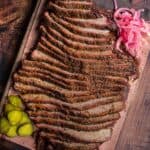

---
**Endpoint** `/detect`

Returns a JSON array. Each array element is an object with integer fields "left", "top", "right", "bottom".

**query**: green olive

[
  {"left": 6, "top": 126, "right": 18, "bottom": 137},
  {"left": 7, "top": 110, "right": 23, "bottom": 125},
  {"left": 0, "top": 117, "right": 10, "bottom": 134},
  {"left": 8, "top": 95, "right": 24, "bottom": 109},
  {"left": 18, "top": 123, "right": 33, "bottom": 136}
]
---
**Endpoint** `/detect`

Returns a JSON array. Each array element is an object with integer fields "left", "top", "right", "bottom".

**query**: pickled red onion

[{"left": 113, "top": 0, "right": 150, "bottom": 58}]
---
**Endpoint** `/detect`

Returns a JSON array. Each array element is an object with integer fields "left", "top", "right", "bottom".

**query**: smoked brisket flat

[{"left": 13, "top": 0, "right": 138, "bottom": 149}]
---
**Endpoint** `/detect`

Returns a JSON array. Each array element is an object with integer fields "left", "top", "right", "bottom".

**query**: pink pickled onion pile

[{"left": 113, "top": 7, "right": 150, "bottom": 58}]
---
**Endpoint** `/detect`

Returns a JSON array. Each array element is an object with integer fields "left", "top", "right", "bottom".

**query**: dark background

[{"left": 0, "top": 0, "right": 36, "bottom": 98}]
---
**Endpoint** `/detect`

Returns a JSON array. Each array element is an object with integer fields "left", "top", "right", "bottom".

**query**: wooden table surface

[
  {"left": 0, "top": 0, "right": 35, "bottom": 97},
  {"left": 0, "top": 0, "right": 149, "bottom": 150},
  {"left": 116, "top": 53, "right": 150, "bottom": 150}
]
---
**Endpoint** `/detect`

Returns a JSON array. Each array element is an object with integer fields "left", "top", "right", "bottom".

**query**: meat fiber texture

[{"left": 13, "top": 0, "right": 139, "bottom": 150}]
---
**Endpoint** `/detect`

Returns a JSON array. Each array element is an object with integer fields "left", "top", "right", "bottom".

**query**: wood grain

[
  {"left": 113, "top": 1, "right": 150, "bottom": 149},
  {"left": 0, "top": 0, "right": 35, "bottom": 97},
  {"left": 116, "top": 53, "right": 150, "bottom": 150}
]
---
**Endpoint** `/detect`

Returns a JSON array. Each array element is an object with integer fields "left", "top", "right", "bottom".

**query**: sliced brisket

[
  {"left": 21, "top": 93, "right": 122, "bottom": 109},
  {"left": 31, "top": 116, "right": 115, "bottom": 131},
  {"left": 44, "top": 12, "right": 111, "bottom": 38},
  {"left": 36, "top": 124, "right": 112, "bottom": 143},
  {"left": 25, "top": 101, "right": 124, "bottom": 117},
  {"left": 28, "top": 111, "right": 120, "bottom": 125},
  {"left": 12, "top": 0, "right": 138, "bottom": 149},
  {"left": 53, "top": 1, "right": 93, "bottom": 10},
  {"left": 48, "top": 2, "right": 95, "bottom": 18},
  {"left": 40, "top": 132, "right": 99, "bottom": 150}
]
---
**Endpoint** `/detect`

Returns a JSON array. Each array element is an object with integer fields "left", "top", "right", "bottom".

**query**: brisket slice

[
  {"left": 22, "top": 60, "right": 87, "bottom": 81},
  {"left": 36, "top": 124, "right": 112, "bottom": 143},
  {"left": 39, "top": 24, "right": 131, "bottom": 65},
  {"left": 31, "top": 116, "right": 115, "bottom": 131},
  {"left": 31, "top": 50, "right": 68, "bottom": 70},
  {"left": 40, "top": 25, "right": 113, "bottom": 53},
  {"left": 24, "top": 94, "right": 121, "bottom": 115},
  {"left": 14, "top": 74, "right": 92, "bottom": 97},
  {"left": 24, "top": 99, "right": 124, "bottom": 118},
  {"left": 17, "top": 70, "right": 73, "bottom": 90},
  {"left": 36, "top": 43, "right": 134, "bottom": 79},
  {"left": 28, "top": 111, "right": 120, "bottom": 125},
  {"left": 21, "top": 66, "right": 129, "bottom": 90},
  {"left": 18, "top": 69, "right": 128, "bottom": 92},
  {"left": 14, "top": 82, "right": 98, "bottom": 102},
  {"left": 14, "top": 74, "right": 126, "bottom": 102},
  {"left": 37, "top": 40, "right": 86, "bottom": 70},
  {"left": 43, "top": 14, "right": 112, "bottom": 45},
  {"left": 29, "top": 107, "right": 120, "bottom": 123},
  {"left": 22, "top": 60, "right": 133, "bottom": 80},
  {"left": 14, "top": 78, "right": 125, "bottom": 103},
  {"left": 15, "top": 81, "right": 123, "bottom": 102},
  {"left": 23, "top": 58, "right": 133, "bottom": 81},
  {"left": 39, "top": 20, "right": 137, "bottom": 72},
  {"left": 39, "top": 32, "right": 115, "bottom": 60},
  {"left": 17, "top": 70, "right": 88, "bottom": 91},
  {"left": 53, "top": 1, "right": 92, "bottom": 9},
  {"left": 20, "top": 65, "right": 88, "bottom": 85},
  {"left": 40, "top": 132, "right": 99, "bottom": 150},
  {"left": 25, "top": 101, "right": 124, "bottom": 117},
  {"left": 21, "top": 93, "right": 122, "bottom": 109},
  {"left": 43, "top": 13, "right": 114, "bottom": 46},
  {"left": 50, "top": 12, "right": 114, "bottom": 39},
  {"left": 32, "top": 43, "right": 134, "bottom": 74},
  {"left": 14, "top": 82, "right": 47, "bottom": 94},
  {"left": 38, "top": 37, "right": 114, "bottom": 65},
  {"left": 48, "top": 2, "right": 95, "bottom": 18},
  {"left": 44, "top": 12, "right": 111, "bottom": 39},
  {"left": 63, "top": 16, "right": 109, "bottom": 29},
  {"left": 40, "top": 24, "right": 113, "bottom": 52},
  {"left": 39, "top": 37, "right": 64, "bottom": 56},
  {"left": 38, "top": 38, "right": 133, "bottom": 72},
  {"left": 39, "top": 35, "right": 114, "bottom": 61},
  {"left": 18, "top": 70, "right": 87, "bottom": 91},
  {"left": 15, "top": 71, "right": 128, "bottom": 93}
]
